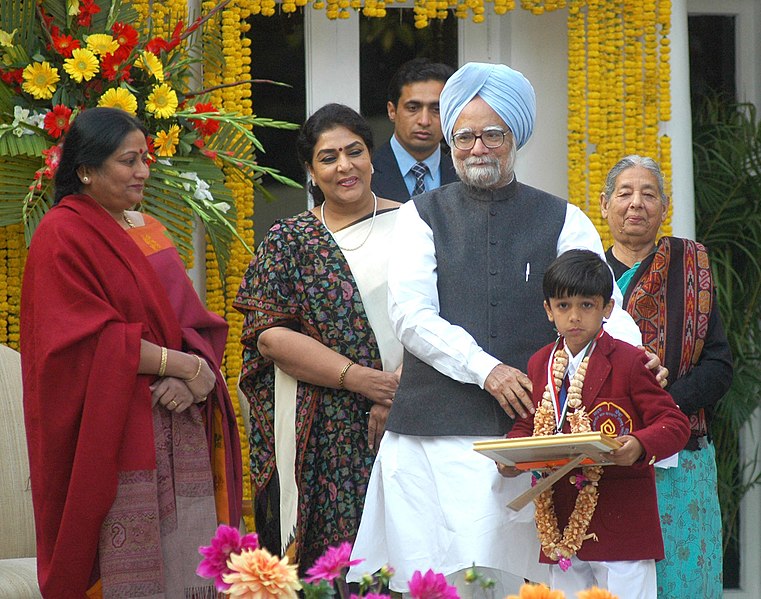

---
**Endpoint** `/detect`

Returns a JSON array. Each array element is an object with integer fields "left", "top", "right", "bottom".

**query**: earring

[
  {"left": 371, "top": 164, "right": 375, "bottom": 174},
  {"left": 82, "top": 176, "right": 89, "bottom": 183}
]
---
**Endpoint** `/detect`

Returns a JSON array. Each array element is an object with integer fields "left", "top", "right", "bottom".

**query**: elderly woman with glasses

[{"left": 600, "top": 155, "right": 733, "bottom": 599}]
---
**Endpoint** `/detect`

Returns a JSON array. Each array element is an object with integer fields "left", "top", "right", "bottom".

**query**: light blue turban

[{"left": 440, "top": 62, "right": 536, "bottom": 150}]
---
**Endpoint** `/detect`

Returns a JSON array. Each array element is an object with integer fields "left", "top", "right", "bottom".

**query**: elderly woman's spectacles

[{"left": 451, "top": 129, "right": 508, "bottom": 151}]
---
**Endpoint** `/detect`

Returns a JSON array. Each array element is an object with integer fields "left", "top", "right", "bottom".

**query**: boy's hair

[{"left": 543, "top": 249, "right": 614, "bottom": 303}]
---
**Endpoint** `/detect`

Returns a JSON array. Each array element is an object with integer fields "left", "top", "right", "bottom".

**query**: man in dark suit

[{"left": 371, "top": 58, "right": 458, "bottom": 202}]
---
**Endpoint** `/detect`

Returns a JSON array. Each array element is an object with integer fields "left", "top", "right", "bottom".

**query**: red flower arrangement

[{"left": 0, "top": 0, "right": 298, "bottom": 275}]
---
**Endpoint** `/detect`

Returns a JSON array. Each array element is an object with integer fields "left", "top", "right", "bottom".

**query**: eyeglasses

[{"left": 451, "top": 129, "right": 508, "bottom": 151}]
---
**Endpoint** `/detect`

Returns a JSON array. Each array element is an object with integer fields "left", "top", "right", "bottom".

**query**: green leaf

[
  {"left": 0, "top": 155, "right": 37, "bottom": 226},
  {"left": 693, "top": 96, "right": 761, "bottom": 559}
]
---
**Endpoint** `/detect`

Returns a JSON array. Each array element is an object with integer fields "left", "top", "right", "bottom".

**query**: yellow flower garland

[
  {"left": 0, "top": 223, "right": 8, "bottom": 346},
  {"left": 565, "top": 1, "right": 673, "bottom": 248},
  {"left": 205, "top": 0, "right": 256, "bottom": 532},
  {"left": 5, "top": 224, "right": 25, "bottom": 348}
]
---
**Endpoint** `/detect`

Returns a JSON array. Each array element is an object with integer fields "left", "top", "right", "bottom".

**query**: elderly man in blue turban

[{"left": 348, "top": 62, "right": 648, "bottom": 596}]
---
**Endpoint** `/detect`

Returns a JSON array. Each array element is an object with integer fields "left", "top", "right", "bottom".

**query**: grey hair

[{"left": 601, "top": 155, "right": 668, "bottom": 206}]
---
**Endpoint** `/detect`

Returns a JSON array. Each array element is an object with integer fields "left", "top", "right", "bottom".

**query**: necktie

[
  {"left": 411, "top": 162, "right": 428, "bottom": 196},
  {"left": 558, "top": 374, "right": 570, "bottom": 416}
]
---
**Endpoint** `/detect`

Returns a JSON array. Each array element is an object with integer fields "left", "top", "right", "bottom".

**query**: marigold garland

[
  {"left": 533, "top": 347, "right": 602, "bottom": 566},
  {"left": 0, "top": 223, "right": 8, "bottom": 346},
  {"left": 4, "top": 224, "right": 25, "bottom": 348},
  {"left": 204, "top": 0, "right": 256, "bottom": 532},
  {"left": 566, "top": 1, "right": 673, "bottom": 249}
]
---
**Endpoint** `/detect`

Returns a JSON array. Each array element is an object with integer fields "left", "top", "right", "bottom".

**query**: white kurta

[{"left": 348, "top": 198, "right": 643, "bottom": 592}]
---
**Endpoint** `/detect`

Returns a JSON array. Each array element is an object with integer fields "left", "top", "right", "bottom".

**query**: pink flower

[
  {"left": 223, "top": 548, "right": 302, "bottom": 599},
  {"left": 572, "top": 474, "right": 589, "bottom": 490},
  {"left": 197, "top": 524, "right": 259, "bottom": 591},
  {"left": 304, "top": 542, "right": 364, "bottom": 583},
  {"left": 407, "top": 569, "right": 460, "bottom": 599}
]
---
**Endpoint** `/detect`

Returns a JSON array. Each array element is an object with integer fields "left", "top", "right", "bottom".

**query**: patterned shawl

[
  {"left": 234, "top": 210, "right": 384, "bottom": 559},
  {"left": 623, "top": 236, "right": 714, "bottom": 435}
]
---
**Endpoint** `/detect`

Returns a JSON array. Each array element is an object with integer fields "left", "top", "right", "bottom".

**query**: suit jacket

[
  {"left": 509, "top": 331, "right": 690, "bottom": 564},
  {"left": 371, "top": 141, "right": 458, "bottom": 202}
]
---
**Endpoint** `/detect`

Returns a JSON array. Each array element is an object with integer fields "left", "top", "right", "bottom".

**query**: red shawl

[
  {"left": 21, "top": 196, "right": 216, "bottom": 597},
  {"left": 128, "top": 214, "right": 242, "bottom": 525}
]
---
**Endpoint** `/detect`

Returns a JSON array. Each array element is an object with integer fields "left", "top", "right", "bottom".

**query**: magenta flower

[
  {"left": 304, "top": 542, "right": 365, "bottom": 583},
  {"left": 407, "top": 569, "right": 460, "bottom": 599},
  {"left": 573, "top": 473, "right": 589, "bottom": 490},
  {"left": 557, "top": 557, "right": 572, "bottom": 572},
  {"left": 197, "top": 524, "right": 259, "bottom": 591}
]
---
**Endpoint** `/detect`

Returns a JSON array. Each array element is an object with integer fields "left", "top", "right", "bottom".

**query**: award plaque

[
  {"left": 473, "top": 431, "right": 622, "bottom": 471},
  {"left": 474, "top": 432, "right": 623, "bottom": 511}
]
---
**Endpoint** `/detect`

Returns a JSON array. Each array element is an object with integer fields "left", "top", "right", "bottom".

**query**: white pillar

[
  {"left": 305, "top": 11, "right": 360, "bottom": 115},
  {"left": 664, "top": 0, "right": 696, "bottom": 239}
]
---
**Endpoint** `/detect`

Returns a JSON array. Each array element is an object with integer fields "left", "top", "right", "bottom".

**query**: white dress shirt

[
  {"left": 390, "top": 134, "right": 442, "bottom": 195},
  {"left": 387, "top": 198, "right": 643, "bottom": 388}
]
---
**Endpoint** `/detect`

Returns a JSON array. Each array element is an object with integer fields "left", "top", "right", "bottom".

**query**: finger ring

[{"left": 169, "top": 399, "right": 178, "bottom": 409}]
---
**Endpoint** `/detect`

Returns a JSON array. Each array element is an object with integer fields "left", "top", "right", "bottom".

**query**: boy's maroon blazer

[{"left": 509, "top": 331, "right": 690, "bottom": 564}]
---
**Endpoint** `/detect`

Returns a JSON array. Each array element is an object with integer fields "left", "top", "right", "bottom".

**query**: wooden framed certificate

[{"left": 473, "top": 431, "right": 622, "bottom": 471}]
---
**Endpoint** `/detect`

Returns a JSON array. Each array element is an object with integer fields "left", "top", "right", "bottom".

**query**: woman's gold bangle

[
  {"left": 185, "top": 355, "right": 203, "bottom": 382},
  {"left": 338, "top": 361, "right": 355, "bottom": 389},
  {"left": 158, "top": 346, "right": 168, "bottom": 377}
]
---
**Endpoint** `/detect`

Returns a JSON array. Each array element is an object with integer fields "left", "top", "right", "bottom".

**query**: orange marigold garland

[
  {"left": 566, "top": 1, "right": 672, "bottom": 247},
  {"left": 0, "top": 223, "right": 8, "bottom": 346},
  {"left": 204, "top": 0, "right": 256, "bottom": 531},
  {"left": 533, "top": 343, "right": 602, "bottom": 569},
  {"left": 566, "top": 0, "right": 587, "bottom": 218},
  {"left": 4, "top": 224, "right": 25, "bottom": 349}
]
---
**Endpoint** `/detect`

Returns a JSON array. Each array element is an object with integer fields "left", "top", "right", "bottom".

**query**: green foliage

[{"left": 693, "top": 98, "right": 761, "bottom": 558}]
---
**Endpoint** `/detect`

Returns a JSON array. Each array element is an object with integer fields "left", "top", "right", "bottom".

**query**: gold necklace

[
  {"left": 533, "top": 343, "right": 603, "bottom": 569},
  {"left": 123, "top": 212, "right": 136, "bottom": 229}
]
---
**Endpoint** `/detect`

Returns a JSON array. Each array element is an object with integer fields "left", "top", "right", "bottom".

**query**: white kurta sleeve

[
  {"left": 558, "top": 204, "right": 643, "bottom": 347},
  {"left": 387, "top": 201, "right": 501, "bottom": 388}
]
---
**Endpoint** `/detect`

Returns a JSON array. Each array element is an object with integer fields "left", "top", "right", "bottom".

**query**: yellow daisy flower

[
  {"left": 146, "top": 83, "right": 178, "bottom": 119},
  {"left": 63, "top": 47, "right": 99, "bottom": 83},
  {"left": 135, "top": 51, "right": 164, "bottom": 82},
  {"left": 22, "top": 61, "right": 60, "bottom": 100},
  {"left": 98, "top": 88, "right": 138, "bottom": 115},
  {"left": 155, "top": 125, "right": 181, "bottom": 157},
  {"left": 86, "top": 33, "right": 119, "bottom": 56}
]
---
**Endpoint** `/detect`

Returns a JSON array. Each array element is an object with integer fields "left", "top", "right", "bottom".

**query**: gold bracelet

[
  {"left": 158, "top": 347, "right": 168, "bottom": 377},
  {"left": 338, "top": 361, "right": 355, "bottom": 389},
  {"left": 185, "top": 354, "right": 203, "bottom": 382}
]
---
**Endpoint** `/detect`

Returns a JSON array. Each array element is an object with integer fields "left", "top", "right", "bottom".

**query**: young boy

[{"left": 501, "top": 249, "right": 690, "bottom": 599}]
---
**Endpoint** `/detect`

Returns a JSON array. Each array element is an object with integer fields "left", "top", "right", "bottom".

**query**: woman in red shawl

[{"left": 20, "top": 107, "right": 242, "bottom": 598}]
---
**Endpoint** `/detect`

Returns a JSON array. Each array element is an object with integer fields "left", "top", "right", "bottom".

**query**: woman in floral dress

[{"left": 235, "top": 104, "right": 402, "bottom": 572}]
